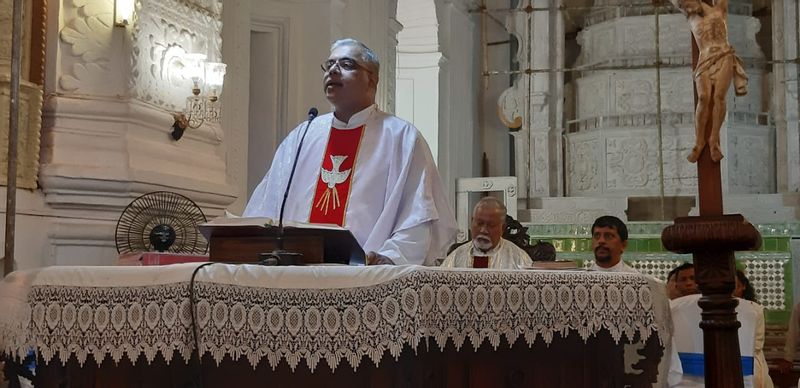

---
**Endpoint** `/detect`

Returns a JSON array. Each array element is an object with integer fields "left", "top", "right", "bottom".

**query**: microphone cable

[{"left": 185, "top": 261, "right": 217, "bottom": 388}]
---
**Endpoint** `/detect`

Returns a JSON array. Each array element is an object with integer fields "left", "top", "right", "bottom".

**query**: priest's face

[
  {"left": 323, "top": 44, "right": 376, "bottom": 116},
  {"left": 591, "top": 226, "right": 627, "bottom": 267},
  {"left": 470, "top": 204, "right": 505, "bottom": 251}
]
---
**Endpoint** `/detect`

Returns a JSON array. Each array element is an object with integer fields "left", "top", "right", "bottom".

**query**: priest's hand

[{"left": 366, "top": 251, "right": 395, "bottom": 265}]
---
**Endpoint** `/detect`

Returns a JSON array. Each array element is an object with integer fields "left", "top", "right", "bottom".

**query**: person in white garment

[
  {"left": 440, "top": 197, "right": 532, "bottom": 269},
  {"left": 244, "top": 38, "right": 456, "bottom": 266},
  {"left": 588, "top": 215, "right": 638, "bottom": 273}
]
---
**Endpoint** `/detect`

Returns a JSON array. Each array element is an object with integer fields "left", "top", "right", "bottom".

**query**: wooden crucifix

[{"left": 662, "top": 0, "right": 762, "bottom": 387}]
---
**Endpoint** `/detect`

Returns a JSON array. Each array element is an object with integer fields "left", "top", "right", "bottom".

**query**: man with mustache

[
  {"left": 245, "top": 38, "right": 456, "bottom": 266},
  {"left": 440, "top": 197, "right": 532, "bottom": 269},
  {"left": 588, "top": 215, "right": 637, "bottom": 273}
]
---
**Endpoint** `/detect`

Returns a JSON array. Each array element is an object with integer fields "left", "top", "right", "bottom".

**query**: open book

[{"left": 198, "top": 216, "right": 346, "bottom": 238}]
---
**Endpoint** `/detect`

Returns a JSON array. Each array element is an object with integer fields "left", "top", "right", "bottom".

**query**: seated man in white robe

[
  {"left": 440, "top": 197, "right": 532, "bottom": 269},
  {"left": 244, "top": 38, "right": 456, "bottom": 265},
  {"left": 588, "top": 215, "right": 638, "bottom": 273}
]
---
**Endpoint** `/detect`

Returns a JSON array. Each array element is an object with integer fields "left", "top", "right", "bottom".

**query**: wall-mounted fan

[{"left": 115, "top": 191, "right": 208, "bottom": 254}]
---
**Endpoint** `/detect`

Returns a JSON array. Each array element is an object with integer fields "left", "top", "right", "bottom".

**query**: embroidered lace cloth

[{"left": 0, "top": 264, "right": 670, "bottom": 371}]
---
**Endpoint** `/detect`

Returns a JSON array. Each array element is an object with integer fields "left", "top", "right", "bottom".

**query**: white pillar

[
  {"left": 498, "top": 0, "right": 565, "bottom": 201},
  {"left": 396, "top": 0, "right": 441, "bottom": 160},
  {"left": 436, "top": 0, "right": 480, "bottom": 206},
  {"left": 774, "top": 0, "right": 800, "bottom": 193}
]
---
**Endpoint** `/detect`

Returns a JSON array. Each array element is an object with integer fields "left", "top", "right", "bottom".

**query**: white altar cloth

[{"left": 0, "top": 264, "right": 670, "bottom": 373}]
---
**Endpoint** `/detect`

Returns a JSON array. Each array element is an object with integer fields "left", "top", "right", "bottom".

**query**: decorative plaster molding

[
  {"left": 58, "top": 0, "right": 115, "bottom": 94},
  {"left": 130, "top": 0, "right": 223, "bottom": 112}
]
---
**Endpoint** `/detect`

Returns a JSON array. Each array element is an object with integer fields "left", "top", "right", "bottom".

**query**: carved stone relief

[
  {"left": 606, "top": 136, "right": 659, "bottom": 191},
  {"left": 658, "top": 72, "right": 694, "bottom": 114},
  {"left": 575, "top": 77, "right": 605, "bottom": 120},
  {"left": 615, "top": 79, "right": 654, "bottom": 114},
  {"left": 58, "top": 0, "right": 115, "bottom": 94},
  {"left": 622, "top": 21, "right": 655, "bottom": 57},
  {"left": 497, "top": 4, "right": 564, "bottom": 200},
  {"left": 660, "top": 133, "right": 698, "bottom": 191},
  {"left": 728, "top": 133, "right": 772, "bottom": 193},
  {"left": 131, "top": 0, "right": 223, "bottom": 112},
  {"left": 498, "top": 83, "right": 525, "bottom": 129},
  {"left": 588, "top": 26, "right": 613, "bottom": 65},
  {"left": 566, "top": 4, "right": 773, "bottom": 198},
  {"left": 532, "top": 133, "right": 548, "bottom": 195},
  {"left": 567, "top": 138, "right": 601, "bottom": 195},
  {"left": 497, "top": 10, "right": 527, "bottom": 129}
]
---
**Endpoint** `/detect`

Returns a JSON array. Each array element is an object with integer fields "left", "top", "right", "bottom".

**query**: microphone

[{"left": 263, "top": 107, "right": 318, "bottom": 265}]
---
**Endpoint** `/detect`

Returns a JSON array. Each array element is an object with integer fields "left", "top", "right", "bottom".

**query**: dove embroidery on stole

[{"left": 308, "top": 125, "right": 366, "bottom": 226}]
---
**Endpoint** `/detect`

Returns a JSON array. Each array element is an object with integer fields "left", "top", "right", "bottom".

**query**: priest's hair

[
  {"left": 331, "top": 38, "right": 380, "bottom": 81},
  {"left": 474, "top": 197, "right": 507, "bottom": 217}
]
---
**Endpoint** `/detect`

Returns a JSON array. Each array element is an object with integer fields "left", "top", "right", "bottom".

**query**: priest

[
  {"left": 440, "top": 197, "right": 532, "bottom": 269},
  {"left": 244, "top": 38, "right": 456, "bottom": 266}
]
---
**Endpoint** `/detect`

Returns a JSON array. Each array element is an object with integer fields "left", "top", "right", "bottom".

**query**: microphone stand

[{"left": 260, "top": 107, "right": 319, "bottom": 266}]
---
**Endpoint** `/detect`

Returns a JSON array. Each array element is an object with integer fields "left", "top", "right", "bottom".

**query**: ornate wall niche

[{"left": 131, "top": 0, "right": 223, "bottom": 112}]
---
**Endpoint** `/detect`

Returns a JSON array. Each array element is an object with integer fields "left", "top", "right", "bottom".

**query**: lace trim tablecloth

[{"left": 0, "top": 264, "right": 670, "bottom": 371}]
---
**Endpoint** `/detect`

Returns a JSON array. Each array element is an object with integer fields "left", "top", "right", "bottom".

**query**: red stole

[
  {"left": 472, "top": 256, "right": 489, "bottom": 268},
  {"left": 308, "top": 125, "right": 365, "bottom": 226}
]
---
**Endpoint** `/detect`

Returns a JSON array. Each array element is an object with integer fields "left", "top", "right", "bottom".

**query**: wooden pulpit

[{"left": 199, "top": 220, "right": 366, "bottom": 265}]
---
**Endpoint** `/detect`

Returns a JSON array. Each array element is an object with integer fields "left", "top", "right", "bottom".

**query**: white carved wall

[
  {"left": 498, "top": 0, "right": 565, "bottom": 201},
  {"left": 435, "top": 0, "right": 480, "bottom": 206},
  {"left": 773, "top": 0, "right": 800, "bottom": 193},
  {"left": 1, "top": 0, "right": 238, "bottom": 269},
  {"left": 565, "top": 6, "right": 774, "bottom": 198},
  {"left": 131, "top": 0, "right": 223, "bottom": 112}
]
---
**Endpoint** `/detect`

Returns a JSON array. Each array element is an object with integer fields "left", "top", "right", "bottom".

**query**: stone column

[
  {"left": 773, "top": 0, "right": 800, "bottom": 193},
  {"left": 498, "top": 0, "right": 565, "bottom": 203},
  {"left": 436, "top": 0, "right": 479, "bottom": 206},
  {"left": 396, "top": 0, "right": 442, "bottom": 160}
]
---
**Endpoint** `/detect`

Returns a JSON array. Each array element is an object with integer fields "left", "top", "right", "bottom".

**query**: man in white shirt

[
  {"left": 440, "top": 197, "right": 532, "bottom": 269},
  {"left": 244, "top": 38, "right": 456, "bottom": 265},
  {"left": 588, "top": 215, "right": 638, "bottom": 273}
]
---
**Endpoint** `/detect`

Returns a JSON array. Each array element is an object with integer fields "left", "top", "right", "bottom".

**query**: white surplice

[
  {"left": 439, "top": 239, "right": 533, "bottom": 269},
  {"left": 588, "top": 259, "right": 638, "bottom": 273},
  {"left": 244, "top": 105, "right": 457, "bottom": 265}
]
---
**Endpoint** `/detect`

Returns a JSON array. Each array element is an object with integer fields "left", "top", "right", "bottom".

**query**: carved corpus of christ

[{"left": 671, "top": 0, "right": 748, "bottom": 163}]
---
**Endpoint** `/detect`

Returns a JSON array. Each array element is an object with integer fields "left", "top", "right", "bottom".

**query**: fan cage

[{"left": 115, "top": 191, "right": 208, "bottom": 255}]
